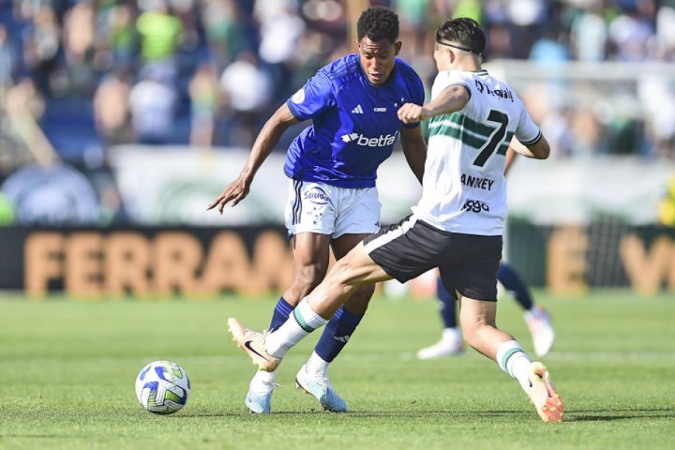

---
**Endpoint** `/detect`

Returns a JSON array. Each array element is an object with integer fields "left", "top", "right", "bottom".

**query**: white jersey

[{"left": 411, "top": 69, "right": 542, "bottom": 235}]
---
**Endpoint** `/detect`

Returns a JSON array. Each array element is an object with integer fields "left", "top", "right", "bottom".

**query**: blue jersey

[{"left": 284, "top": 54, "right": 425, "bottom": 188}]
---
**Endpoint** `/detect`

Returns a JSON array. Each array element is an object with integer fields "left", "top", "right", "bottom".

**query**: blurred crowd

[
  {"left": 0, "top": 0, "right": 674, "bottom": 226},
  {"left": 1, "top": 0, "right": 674, "bottom": 161}
]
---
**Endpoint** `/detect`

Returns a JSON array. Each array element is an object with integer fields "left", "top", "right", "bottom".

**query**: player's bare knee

[{"left": 344, "top": 285, "right": 375, "bottom": 314}]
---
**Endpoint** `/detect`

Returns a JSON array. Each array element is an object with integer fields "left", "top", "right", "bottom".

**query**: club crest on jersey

[
  {"left": 303, "top": 187, "right": 330, "bottom": 205},
  {"left": 292, "top": 88, "right": 306, "bottom": 104}
]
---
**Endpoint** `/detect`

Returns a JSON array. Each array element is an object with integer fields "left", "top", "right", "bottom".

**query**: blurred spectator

[
  {"left": 136, "top": 0, "right": 183, "bottom": 84},
  {"left": 5, "top": 77, "right": 51, "bottom": 163},
  {"left": 93, "top": 69, "right": 133, "bottom": 147},
  {"left": 570, "top": 107, "right": 608, "bottom": 156},
  {"left": 0, "top": 0, "right": 673, "bottom": 165},
  {"left": 570, "top": 1, "right": 608, "bottom": 61},
  {"left": 201, "top": 0, "right": 254, "bottom": 71},
  {"left": 656, "top": 1, "right": 675, "bottom": 60},
  {"left": 657, "top": 174, "right": 675, "bottom": 226},
  {"left": 254, "top": 0, "right": 306, "bottom": 97},
  {"left": 485, "top": 22, "right": 514, "bottom": 59},
  {"left": 638, "top": 75, "right": 675, "bottom": 159},
  {"left": 96, "top": 2, "right": 139, "bottom": 71},
  {"left": 0, "top": 24, "right": 18, "bottom": 88},
  {"left": 394, "top": 0, "right": 432, "bottom": 59},
  {"left": 188, "top": 62, "right": 220, "bottom": 148},
  {"left": 529, "top": 26, "right": 571, "bottom": 63},
  {"left": 607, "top": 0, "right": 656, "bottom": 61},
  {"left": 22, "top": 5, "right": 61, "bottom": 96},
  {"left": 0, "top": 192, "right": 14, "bottom": 226},
  {"left": 218, "top": 51, "right": 273, "bottom": 148},
  {"left": 128, "top": 70, "right": 177, "bottom": 145},
  {"left": 62, "top": 1, "right": 97, "bottom": 96}
]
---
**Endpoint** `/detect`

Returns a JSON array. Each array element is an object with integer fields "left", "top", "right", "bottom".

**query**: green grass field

[{"left": 0, "top": 290, "right": 673, "bottom": 450}]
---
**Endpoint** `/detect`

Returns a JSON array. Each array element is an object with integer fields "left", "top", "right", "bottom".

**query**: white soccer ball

[{"left": 135, "top": 360, "right": 191, "bottom": 415}]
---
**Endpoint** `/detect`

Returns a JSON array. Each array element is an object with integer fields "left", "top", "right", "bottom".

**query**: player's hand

[
  {"left": 397, "top": 103, "right": 428, "bottom": 124},
  {"left": 206, "top": 175, "right": 251, "bottom": 214}
]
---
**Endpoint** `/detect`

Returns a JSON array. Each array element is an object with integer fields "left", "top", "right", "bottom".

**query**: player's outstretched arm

[
  {"left": 399, "top": 125, "right": 427, "bottom": 184},
  {"left": 207, "top": 103, "right": 299, "bottom": 214},
  {"left": 510, "top": 135, "right": 550, "bottom": 161},
  {"left": 398, "top": 85, "right": 470, "bottom": 124}
]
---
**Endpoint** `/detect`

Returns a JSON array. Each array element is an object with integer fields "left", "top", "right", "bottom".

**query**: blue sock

[
  {"left": 498, "top": 263, "right": 534, "bottom": 311},
  {"left": 269, "top": 297, "right": 294, "bottom": 332},
  {"left": 314, "top": 307, "right": 363, "bottom": 362},
  {"left": 437, "top": 277, "right": 458, "bottom": 328}
]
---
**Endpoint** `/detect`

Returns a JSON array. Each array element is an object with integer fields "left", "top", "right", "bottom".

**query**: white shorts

[{"left": 284, "top": 180, "right": 381, "bottom": 238}]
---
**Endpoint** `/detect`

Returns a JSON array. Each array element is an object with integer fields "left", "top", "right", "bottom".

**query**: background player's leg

[
  {"left": 499, "top": 263, "right": 555, "bottom": 357},
  {"left": 417, "top": 276, "right": 464, "bottom": 360}
]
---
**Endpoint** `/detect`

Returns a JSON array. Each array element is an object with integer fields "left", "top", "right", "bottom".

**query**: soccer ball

[{"left": 135, "top": 360, "right": 191, "bottom": 415}]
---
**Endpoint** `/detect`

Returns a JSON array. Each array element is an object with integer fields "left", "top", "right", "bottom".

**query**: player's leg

[
  {"left": 245, "top": 231, "right": 332, "bottom": 414},
  {"left": 498, "top": 262, "right": 555, "bottom": 357},
  {"left": 228, "top": 216, "right": 436, "bottom": 407},
  {"left": 292, "top": 187, "right": 382, "bottom": 411},
  {"left": 440, "top": 234, "right": 562, "bottom": 422},
  {"left": 458, "top": 296, "right": 563, "bottom": 422},
  {"left": 295, "top": 232, "right": 374, "bottom": 412},
  {"left": 234, "top": 241, "right": 390, "bottom": 362},
  {"left": 417, "top": 276, "right": 464, "bottom": 359},
  {"left": 231, "top": 216, "right": 430, "bottom": 366},
  {"left": 244, "top": 181, "right": 336, "bottom": 414}
]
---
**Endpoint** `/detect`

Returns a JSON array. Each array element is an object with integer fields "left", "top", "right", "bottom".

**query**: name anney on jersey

[
  {"left": 474, "top": 80, "right": 513, "bottom": 102},
  {"left": 461, "top": 173, "right": 495, "bottom": 190}
]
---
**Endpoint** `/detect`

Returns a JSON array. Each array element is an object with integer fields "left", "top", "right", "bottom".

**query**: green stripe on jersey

[{"left": 429, "top": 113, "right": 513, "bottom": 155}]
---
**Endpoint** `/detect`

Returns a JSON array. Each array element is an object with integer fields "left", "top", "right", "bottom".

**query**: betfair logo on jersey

[
  {"left": 474, "top": 80, "right": 514, "bottom": 102},
  {"left": 340, "top": 131, "right": 399, "bottom": 147}
]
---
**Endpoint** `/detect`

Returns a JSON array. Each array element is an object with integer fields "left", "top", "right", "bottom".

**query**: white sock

[
  {"left": 496, "top": 340, "right": 532, "bottom": 391},
  {"left": 442, "top": 327, "right": 461, "bottom": 342},
  {"left": 265, "top": 298, "right": 328, "bottom": 358},
  {"left": 251, "top": 369, "right": 276, "bottom": 385},
  {"left": 305, "top": 351, "right": 329, "bottom": 376}
]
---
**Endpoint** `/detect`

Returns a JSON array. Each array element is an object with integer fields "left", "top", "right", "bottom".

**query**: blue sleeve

[
  {"left": 404, "top": 74, "right": 426, "bottom": 129},
  {"left": 286, "top": 70, "right": 335, "bottom": 121}
]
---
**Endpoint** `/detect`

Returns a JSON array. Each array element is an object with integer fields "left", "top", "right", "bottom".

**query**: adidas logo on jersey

[
  {"left": 340, "top": 131, "right": 399, "bottom": 147},
  {"left": 351, "top": 104, "right": 364, "bottom": 114}
]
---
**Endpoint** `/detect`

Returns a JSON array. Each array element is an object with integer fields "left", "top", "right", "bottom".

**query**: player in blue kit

[{"left": 208, "top": 6, "right": 426, "bottom": 414}]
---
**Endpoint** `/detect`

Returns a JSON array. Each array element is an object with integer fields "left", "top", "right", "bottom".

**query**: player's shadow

[
  {"left": 183, "top": 407, "right": 674, "bottom": 421},
  {"left": 564, "top": 407, "right": 674, "bottom": 422}
]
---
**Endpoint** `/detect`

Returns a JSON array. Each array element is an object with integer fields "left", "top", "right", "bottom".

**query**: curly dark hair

[
  {"left": 356, "top": 6, "right": 399, "bottom": 43},
  {"left": 436, "top": 17, "right": 486, "bottom": 56}
]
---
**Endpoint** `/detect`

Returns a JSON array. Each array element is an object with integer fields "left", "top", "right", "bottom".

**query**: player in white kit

[{"left": 227, "top": 17, "right": 564, "bottom": 422}]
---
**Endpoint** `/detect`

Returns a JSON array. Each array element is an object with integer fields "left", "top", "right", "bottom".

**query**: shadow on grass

[{"left": 178, "top": 406, "right": 674, "bottom": 421}]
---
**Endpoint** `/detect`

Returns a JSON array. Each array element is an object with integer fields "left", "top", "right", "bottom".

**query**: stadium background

[{"left": 0, "top": 0, "right": 674, "bottom": 298}]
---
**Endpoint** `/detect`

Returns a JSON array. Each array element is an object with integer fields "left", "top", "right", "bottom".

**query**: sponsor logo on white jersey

[
  {"left": 351, "top": 104, "right": 364, "bottom": 114},
  {"left": 340, "top": 131, "right": 399, "bottom": 147}
]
